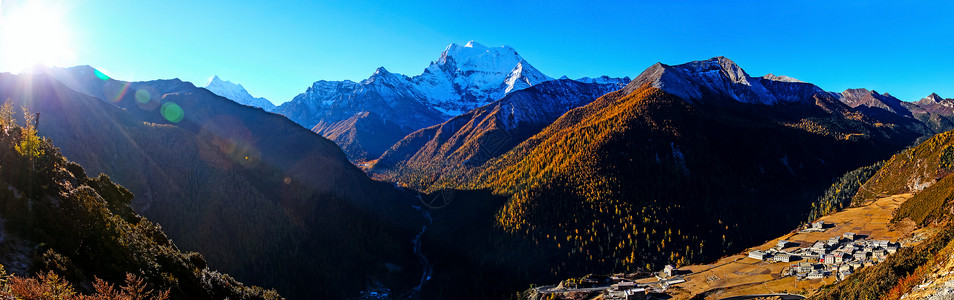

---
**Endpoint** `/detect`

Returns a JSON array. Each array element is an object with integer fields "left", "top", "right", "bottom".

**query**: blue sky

[{"left": 1, "top": 0, "right": 952, "bottom": 104}]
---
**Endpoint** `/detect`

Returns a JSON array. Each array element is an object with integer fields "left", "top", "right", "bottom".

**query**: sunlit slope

[
  {"left": 459, "top": 84, "right": 918, "bottom": 275},
  {"left": 373, "top": 79, "right": 619, "bottom": 187},
  {"left": 812, "top": 131, "right": 954, "bottom": 299}
]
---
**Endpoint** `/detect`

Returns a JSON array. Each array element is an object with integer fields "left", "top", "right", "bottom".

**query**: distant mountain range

[
  {"left": 208, "top": 41, "right": 628, "bottom": 161},
  {"left": 835, "top": 88, "right": 954, "bottom": 133}
]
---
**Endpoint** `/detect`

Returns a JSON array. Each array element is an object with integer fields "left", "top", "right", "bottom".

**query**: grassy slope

[{"left": 854, "top": 131, "right": 954, "bottom": 202}]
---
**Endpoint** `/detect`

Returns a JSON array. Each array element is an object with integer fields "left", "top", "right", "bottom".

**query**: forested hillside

[
  {"left": 475, "top": 85, "right": 915, "bottom": 270},
  {"left": 0, "top": 106, "right": 279, "bottom": 299},
  {"left": 387, "top": 81, "right": 923, "bottom": 300}
]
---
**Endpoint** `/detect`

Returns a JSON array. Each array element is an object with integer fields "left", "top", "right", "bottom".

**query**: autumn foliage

[{"left": 0, "top": 267, "right": 169, "bottom": 300}]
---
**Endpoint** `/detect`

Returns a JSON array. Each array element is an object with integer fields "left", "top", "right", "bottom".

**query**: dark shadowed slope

[
  {"left": 0, "top": 118, "right": 279, "bottom": 299},
  {"left": 1, "top": 69, "right": 424, "bottom": 299},
  {"left": 312, "top": 111, "right": 411, "bottom": 162}
]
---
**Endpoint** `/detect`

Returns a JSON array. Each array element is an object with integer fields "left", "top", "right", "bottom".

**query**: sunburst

[{"left": 0, "top": 0, "right": 75, "bottom": 72}]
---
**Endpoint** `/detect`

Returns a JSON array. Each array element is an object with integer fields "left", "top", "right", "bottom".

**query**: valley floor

[{"left": 664, "top": 193, "right": 934, "bottom": 299}]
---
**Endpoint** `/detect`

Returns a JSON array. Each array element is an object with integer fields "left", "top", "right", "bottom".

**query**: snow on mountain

[
  {"left": 574, "top": 75, "right": 632, "bottom": 85},
  {"left": 625, "top": 56, "right": 824, "bottom": 105},
  {"left": 204, "top": 76, "right": 277, "bottom": 111},
  {"left": 762, "top": 73, "right": 803, "bottom": 83},
  {"left": 277, "top": 67, "right": 443, "bottom": 132},
  {"left": 274, "top": 41, "right": 565, "bottom": 130},
  {"left": 375, "top": 79, "right": 624, "bottom": 169},
  {"left": 493, "top": 79, "right": 626, "bottom": 132},
  {"left": 408, "top": 41, "right": 554, "bottom": 115},
  {"left": 272, "top": 41, "right": 630, "bottom": 161}
]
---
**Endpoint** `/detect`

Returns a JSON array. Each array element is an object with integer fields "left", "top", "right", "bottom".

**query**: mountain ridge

[
  {"left": 372, "top": 79, "right": 629, "bottom": 186},
  {"left": 624, "top": 56, "right": 824, "bottom": 105},
  {"left": 272, "top": 41, "right": 627, "bottom": 161},
  {"left": 204, "top": 75, "right": 277, "bottom": 111}
]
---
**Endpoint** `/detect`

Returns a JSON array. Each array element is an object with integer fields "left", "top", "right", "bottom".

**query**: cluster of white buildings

[
  {"left": 604, "top": 266, "right": 687, "bottom": 300},
  {"left": 748, "top": 229, "right": 901, "bottom": 281},
  {"left": 605, "top": 284, "right": 647, "bottom": 300},
  {"left": 747, "top": 240, "right": 800, "bottom": 262}
]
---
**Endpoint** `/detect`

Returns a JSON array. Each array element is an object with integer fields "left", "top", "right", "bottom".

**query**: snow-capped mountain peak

[
  {"left": 434, "top": 41, "right": 523, "bottom": 75},
  {"left": 464, "top": 40, "right": 484, "bottom": 48},
  {"left": 207, "top": 75, "right": 240, "bottom": 90},
  {"left": 204, "top": 76, "right": 276, "bottom": 111},
  {"left": 502, "top": 60, "right": 552, "bottom": 94},
  {"left": 273, "top": 41, "right": 622, "bottom": 156},
  {"left": 411, "top": 41, "right": 554, "bottom": 115}
]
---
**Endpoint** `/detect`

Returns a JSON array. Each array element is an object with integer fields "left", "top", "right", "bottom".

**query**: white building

[
  {"left": 663, "top": 265, "right": 677, "bottom": 277},
  {"left": 748, "top": 250, "right": 768, "bottom": 260},
  {"left": 777, "top": 240, "right": 791, "bottom": 248}
]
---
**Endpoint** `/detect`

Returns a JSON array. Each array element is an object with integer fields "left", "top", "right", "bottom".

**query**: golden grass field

[{"left": 655, "top": 193, "right": 929, "bottom": 299}]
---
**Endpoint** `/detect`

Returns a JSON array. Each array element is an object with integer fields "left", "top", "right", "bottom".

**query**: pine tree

[
  {"left": 0, "top": 99, "right": 14, "bottom": 130},
  {"left": 15, "top": 106, "right": 44, "bottom": 159}
]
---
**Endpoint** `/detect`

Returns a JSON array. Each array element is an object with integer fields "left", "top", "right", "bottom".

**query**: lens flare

[
  {"left": 135, "top": 88, "right": 151, "bottom": 103},
  {"left": 103, "top": 81, "right": 130, "bottom": 103},
  {"left": 160, "top": 102, "right": 184, "bottom": 123},
  {"left": 197, "top": 116, "right": 261, "bottom": 169},
  {"left": 93, "top": 68, "right": 110, "bottom": 81}
]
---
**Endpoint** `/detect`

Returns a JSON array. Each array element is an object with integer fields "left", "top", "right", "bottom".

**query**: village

[
  {"left": 748, "top": 221, "right": 900, "bottom": 282},
  {"left": 536, "top": 219, "right": 906, "bottom": 300}
]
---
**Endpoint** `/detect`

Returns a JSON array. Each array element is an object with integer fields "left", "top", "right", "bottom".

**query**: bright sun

[{"left": 0, "top": 0, "right": 75, "bottom": 72}]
